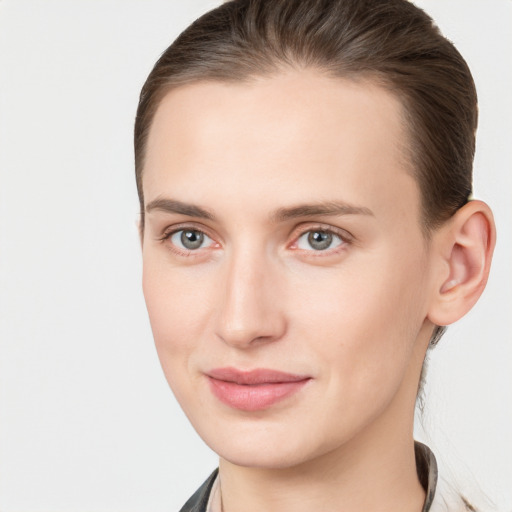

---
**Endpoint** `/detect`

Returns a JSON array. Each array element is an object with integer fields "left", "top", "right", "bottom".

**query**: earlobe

[{"left": 427, "top": 200, "right": 496, "bottom": 327}]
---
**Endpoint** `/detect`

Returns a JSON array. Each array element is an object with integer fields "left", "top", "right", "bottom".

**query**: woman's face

[{"left": 141, "top": 70, "right": 436, "bottom": 468}]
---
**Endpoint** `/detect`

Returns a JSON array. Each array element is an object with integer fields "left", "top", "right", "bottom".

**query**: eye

[
  {"left": 169, "top": 229, "right": 214, "bottom": 251},
  {"left": 296, "top": 229, "right": 344, "bottom": 251}
]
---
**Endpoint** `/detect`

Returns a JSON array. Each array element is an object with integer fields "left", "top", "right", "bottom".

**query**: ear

[{"left": 427, "top": 200, "right": 496, "bottom": 327}]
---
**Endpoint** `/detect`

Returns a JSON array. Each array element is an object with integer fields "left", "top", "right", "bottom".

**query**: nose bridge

[{"left": 215, "top": 242, "right": 285, "bottom": 348}]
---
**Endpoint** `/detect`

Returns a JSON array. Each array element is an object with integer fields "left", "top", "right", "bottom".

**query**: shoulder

[
  {"left": 415, "top": 442, "right": 483, "bottom": 512},
  {"left": 430, "top": 479, "right": 479, "bottom": 512},
  {"left": 427, "top": 460, "right": 489, "bottom": 512}
]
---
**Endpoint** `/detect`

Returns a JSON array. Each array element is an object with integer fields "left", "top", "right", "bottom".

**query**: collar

[
  {"left": 180, "top": 441, "right": 438, "bottom": 512},
  {"left": 415, "top": 441, "right": 438, "bottom": 512}
]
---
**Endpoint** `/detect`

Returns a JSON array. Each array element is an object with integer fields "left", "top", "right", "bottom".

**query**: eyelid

[
  {"left": 158, "top": 222, "right": 221, "bottom": 255},
  {"left": 159, "top": 221, "right": 217, "bottom": 240},
  {"left": 288, "top": 223, "right": 354, "bottom": 251},
  {"left": 155, "top": 221, "right": 353, "bottom": 256}
]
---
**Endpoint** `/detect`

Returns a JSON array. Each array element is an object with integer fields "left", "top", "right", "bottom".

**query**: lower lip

[{"left": 207, "top": 377, "right": 310, "bottom": 411}]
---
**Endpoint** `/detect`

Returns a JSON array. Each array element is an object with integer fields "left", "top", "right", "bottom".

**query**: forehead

[{"left": 143, "top": 70, "right": 421, "bottom": 227}]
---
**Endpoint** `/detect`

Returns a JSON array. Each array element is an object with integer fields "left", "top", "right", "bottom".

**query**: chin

[
  {"left": 197, "top": 419, "right": 337, "bottom": 470},
  {"left": 219, "top": 444, "right": 313, "bottom": 469}
]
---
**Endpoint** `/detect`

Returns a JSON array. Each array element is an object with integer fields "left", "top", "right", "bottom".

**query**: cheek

[
  {"left": 292, "top": 250, "right": 428, "bottom": 396},
  {"left": 142, "top": 255, "right": 207, "bottom": 371},
  {"left": 142, "top": 258, "right": 217, "bottom": 419}
]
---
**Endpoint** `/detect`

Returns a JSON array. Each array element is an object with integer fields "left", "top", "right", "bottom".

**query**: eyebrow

[
  {"left": 145, "top": 197, "right": 374, "bottom": 222},
  {"left": 145, "top": 198, "right": 215, "bottom": 220},
  {"left": 270, "top": 201, "right": 374, "bottom": 222}
]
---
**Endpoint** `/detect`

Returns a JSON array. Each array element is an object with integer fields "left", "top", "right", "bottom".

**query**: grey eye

[
  {"left": 171, "top": 229, "right": 210, "bottom": 250},
  {"left": 308, "top": 231, "right": 332, "bottom": 250},
  {"left": 296, "top": 230, "right": 343, "bottom": 251}
]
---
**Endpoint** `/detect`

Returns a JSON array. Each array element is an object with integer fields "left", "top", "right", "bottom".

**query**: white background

[{"left": 0, "top": 1, "right": 510, "bottom": 511}]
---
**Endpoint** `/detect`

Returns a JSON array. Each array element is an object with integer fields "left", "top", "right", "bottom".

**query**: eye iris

[
  {"left": 181, "top": 230, "right": 204, "bottom": 249},
  {"left": 308, "top": 231, "right": 333, "bottom": 250}
]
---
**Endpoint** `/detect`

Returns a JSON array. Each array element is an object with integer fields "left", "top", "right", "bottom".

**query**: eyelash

[
  {"left": 158, "top": 223, "right": 352, "bottom": 257},
  {"left": 158, "top": 224, "right": 219, "bottom": 257},
  {"left": 289, "top": 225, "right": 351, "bottom": 255}
]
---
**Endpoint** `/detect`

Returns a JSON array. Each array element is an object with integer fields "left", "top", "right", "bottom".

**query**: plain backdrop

[{"left": 0, "top": 1, "right": 510, "bottom": 511}]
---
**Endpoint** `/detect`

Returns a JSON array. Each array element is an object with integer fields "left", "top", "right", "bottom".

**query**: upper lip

[{"left": 207, "top": 367, "right": 311, "bottom": 385}]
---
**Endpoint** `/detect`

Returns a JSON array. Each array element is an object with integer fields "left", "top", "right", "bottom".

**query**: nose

[{"left": 214, "top": 248, "right": 287, "bottom": 349}]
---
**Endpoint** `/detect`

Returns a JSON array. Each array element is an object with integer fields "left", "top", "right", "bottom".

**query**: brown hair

[
  {"left": 135, "top": 0, "right": 477, "bottom": 236},
  {"left": 134, "top": 0, "right": 478, "bottom": 348}
]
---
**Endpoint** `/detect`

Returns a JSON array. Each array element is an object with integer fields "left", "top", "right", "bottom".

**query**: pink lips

[{"left": 207, "top": 367, "right": 311, "bottom": 411}]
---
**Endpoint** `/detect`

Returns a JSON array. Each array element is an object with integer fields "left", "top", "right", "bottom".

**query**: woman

[{"left": 134, "top": 0, "right": 495, "bottom": 510}]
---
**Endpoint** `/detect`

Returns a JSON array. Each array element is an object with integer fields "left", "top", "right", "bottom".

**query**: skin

[{"left": 140, "top": 70, "right": 495, "bottom": 512}]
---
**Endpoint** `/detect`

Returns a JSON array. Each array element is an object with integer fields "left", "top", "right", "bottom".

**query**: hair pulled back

[{"left": 135, "top": 0, "right": 477, "bottom": 238}]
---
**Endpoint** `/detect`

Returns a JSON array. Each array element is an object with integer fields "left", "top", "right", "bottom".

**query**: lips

[{"left": 206, "top": 367, "right": 311, "bottom": 411}]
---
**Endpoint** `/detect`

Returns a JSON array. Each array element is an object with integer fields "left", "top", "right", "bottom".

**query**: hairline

[{"left": 137, "top": 65, "right": 436, "bottom": 240}]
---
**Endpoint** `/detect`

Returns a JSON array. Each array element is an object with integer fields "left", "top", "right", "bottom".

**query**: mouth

[{"left": 206, "top": 367, "right": 311, "bottom": 411}]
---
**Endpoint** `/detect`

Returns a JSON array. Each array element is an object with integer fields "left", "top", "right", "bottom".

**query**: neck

[
  {"left": 218, "top": 346, "right": 429, "bottom": 512},
  {"left": 219, "top": 423, "right": 425, "bottom": 512}
]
